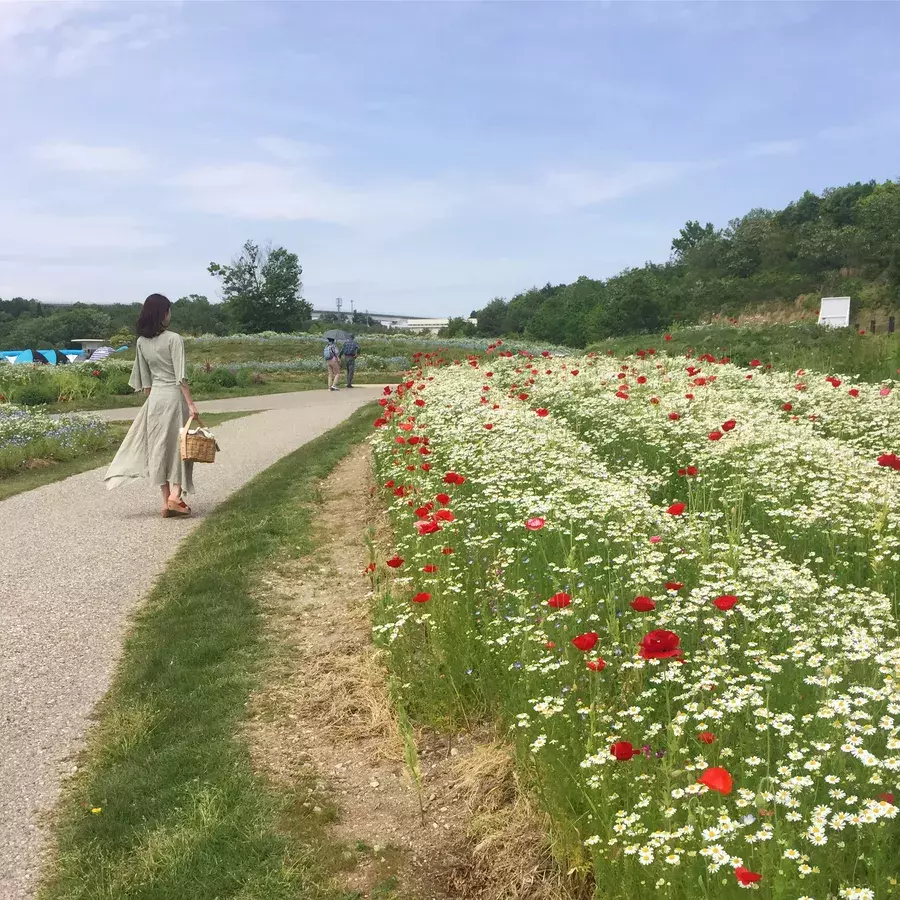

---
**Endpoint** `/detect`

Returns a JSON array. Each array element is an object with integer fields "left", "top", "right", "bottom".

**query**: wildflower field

[
  {"left": 0, "top": 404, "right": 113, "bottom": 477},
  {"left": 370, "top": 345, "right": 900, "bottom": 900}
]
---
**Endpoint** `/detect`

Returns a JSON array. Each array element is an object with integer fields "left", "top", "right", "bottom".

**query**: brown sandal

[{"left": 165, "top": 499, "right": 191, "bottom": 517}]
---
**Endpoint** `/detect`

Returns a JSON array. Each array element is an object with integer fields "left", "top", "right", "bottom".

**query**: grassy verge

[
  {"left": 40, "top": 404, "right": 377, "bottom": 900},
  {"left": 589, "top": 322, "right": 900, "bottom": 382},
  {"left": 0, "top": 412, "right": 254, "bottom": 502},
  {"left": 39, "top": 374, "right": 401, "bottom": 414}
]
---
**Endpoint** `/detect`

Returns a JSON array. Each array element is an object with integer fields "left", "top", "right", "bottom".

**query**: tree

[
  {"left": 439, "top": 316, "right": 477, "bottom": 338},
  {"left": 671, "top": 220, "right": 715, "bottom": 261},
  {"left": 208, "top": 240, "right": 310, "bottom": 333},
  {"left": 472, "top": 297, "right": 509, "bottom": 336},
  {"left": 172, "top": 294, "right": 230, "bottom": 335}
]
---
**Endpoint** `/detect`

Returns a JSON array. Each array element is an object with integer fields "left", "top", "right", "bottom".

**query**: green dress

[{"left": 104, "top": 330, "right": 194, "bottom": 494}]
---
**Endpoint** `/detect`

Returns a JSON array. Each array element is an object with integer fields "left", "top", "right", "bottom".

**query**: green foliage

[
  {"left": 41, "top": 407, "right": 376, "bottom": 900},
  {"left": 208, "top": 240, "right": 311, "bottom": 334},
  {"left": 472, "top": 177, "right": 900, "bottom": 346},
  {"left": 438, "top": 316, "right": 477, "bottom": 338}
]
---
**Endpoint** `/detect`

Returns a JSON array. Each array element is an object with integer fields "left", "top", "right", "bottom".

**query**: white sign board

[{"left": 818, "top": 296, "right": 851, "bottom": 328}]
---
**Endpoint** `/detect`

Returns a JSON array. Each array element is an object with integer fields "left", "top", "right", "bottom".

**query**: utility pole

[{"left": 335, "top": 297, "right": 343, "bottom": 321}]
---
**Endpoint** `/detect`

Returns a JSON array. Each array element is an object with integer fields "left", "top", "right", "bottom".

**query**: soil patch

[{"left": 246, "top": 445, "right": 476, "bottom": 899}]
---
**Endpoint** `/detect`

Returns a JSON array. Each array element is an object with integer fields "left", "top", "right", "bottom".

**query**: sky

[{"left": 1, "top": 1, "right": 900, "bottom": 317}]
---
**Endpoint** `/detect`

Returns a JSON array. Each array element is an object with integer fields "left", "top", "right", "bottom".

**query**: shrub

[{"left": 11, "top": 379, "right": 59, "bottom": 406}]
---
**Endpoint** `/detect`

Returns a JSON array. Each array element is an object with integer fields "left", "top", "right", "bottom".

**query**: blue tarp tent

[{"left": 13, "top": 349, "right": 50, "bottom": 365}]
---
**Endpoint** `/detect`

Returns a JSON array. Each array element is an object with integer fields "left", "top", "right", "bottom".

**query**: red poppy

[
  {"left": 708, "top": 430, "right": 723, "bottom": 441},
  {"left": 615, "top": 390, "right": 630, "bottom": 400},
  {"left": 435, "top": 509, "right": 455, "bottom": 522},
  {"left": 422, "top": 564, "right": 439, "bottom": 573},
  {"left": 665, "top": 581, "right": 684, "bottom": 592},
  {"left": 685, "top": 393, "right": 694, "bottom": 400},
  {"left": 697, "top": 731, "right": 715, "bottom": 744},
  {"left": 570, "top": 369, "right": 579, "bottom": 376},
  {"left": 386, "top": 556, "right": 404, "bottom": 568},
  {"left": 536, "top": 408, "right": 549, "bottom": 417},
  {"left": 687, "top": 465, "right": 699, "bottom": 476},
  {"left": 749, "top": 359, "right": 761, "bottom": 367},
  {"left": 412, "top": 592, "right": 431, "bottom": 604},
  {"left": 441, "top": 546, "right": 454, "bottom": 555},
  {"left": 443, "top": 471, "right": 466, "bottom": 485},
  {"left": 518, "top": 392, "right": 529, "bottom": 400},
  {"left": 734, "top": 867, "right": 761, "bottom": 886},
  {"left": 638, "top": 629, "right": 682, "bottom": 659},
  {"left": 525, "top": 517, "right": 546, "bottom": 530},
  {"left": 668, "top": 412, "right": 681, "bottom": 421},
  {"left": 877, "top": 452, "right": 900, "bottom": 470},
  {"left": 721, "top": 419, "right": 736, "bottom": 432},
  {"left": 415, "top": 506, "right": 430, "bottom": 519},
  {"left": 414, "top": 398, "right": 425, "bottom": 406},
  {"left": 415, "top": 520, "right": 442, "bottom": 535},
  {"left": 547, "top": 592, "right": 572, "bottom": 608},
  {"left": 713, "top": 595, "right": 738, "bottom": 611},
  {"left": 636, "top": 375, "right": 647, "bottom": 385},
  {"left": 587, "top": 658, "right": 606, "bottom": 672},
  {"left": 781, "top": 402, "right": 793, "bottom": 412},
  {"left": 572, "top": 632, "right": 599, "bottom": 652},
  {"left": 849, "top": 388, "right": 860, "bottom": 398},
  {"left": 610, "top": 741, "right": 636, "bottom": 761},
  {"left": 384, "top": 479, "right": 395, "bottom": 488},
  {"left": 544, "top": 640, "right": 556, "bottom": 649},
  {"left": 879, "top": 792, "right": 895, "bottom": 804},
  {"left": 664, "top": 333, "right": 672, "bottom": 341},
  {"left": 698, "top": 766, "right": 733, "bottom": 794},
  {"left": 364, "top": 562, "right": 376, "bottom": 574},
  {"left": 667, "top": 502, "right": 686, "bottom": 516},
  {"left": 436, "top": 492, "right": 451, "bottom": 506},
  {"left": 630, "top": 595, "right": 656, "bottom": 612},
  {"left": 484, "top": 423, "right": 494, "bottom": 430}
]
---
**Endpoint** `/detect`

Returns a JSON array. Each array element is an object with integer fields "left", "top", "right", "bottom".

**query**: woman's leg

[
  {"left": 160, "top": 482, "right": 170, "bottom": 511},
  {"left": 169, "top": 483, "right": 182, "bottom": 502}
]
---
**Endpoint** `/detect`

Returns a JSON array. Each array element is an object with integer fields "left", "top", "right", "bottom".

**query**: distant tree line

[
  {"left": 468, "top": 179, "right": 900, "bottom": 347},
  {"left": 0, "top": 240, "right": 312, "bottom": 347}
]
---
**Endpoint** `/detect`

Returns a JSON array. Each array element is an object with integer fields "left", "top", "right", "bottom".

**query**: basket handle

[{"left": 184, "top": 414, "right": 205, "bottom": 429}]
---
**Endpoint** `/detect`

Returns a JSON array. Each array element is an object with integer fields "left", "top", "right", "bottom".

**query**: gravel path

[{"left": 0, "top": 386, "right": 381, "bottom": 900}]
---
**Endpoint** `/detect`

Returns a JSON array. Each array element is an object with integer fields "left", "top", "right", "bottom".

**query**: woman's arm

[{"left": 180, "top": 382, "right": 199, "bottom": 418}]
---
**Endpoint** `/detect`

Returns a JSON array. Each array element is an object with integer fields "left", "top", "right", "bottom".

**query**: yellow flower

[{"left": 90, "top": 807, "right": 102, "bottom": 815}]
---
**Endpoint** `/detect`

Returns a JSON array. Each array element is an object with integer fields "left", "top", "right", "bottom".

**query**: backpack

[{"left": 324, "top": 343, "right": 337, "bottom": 360}]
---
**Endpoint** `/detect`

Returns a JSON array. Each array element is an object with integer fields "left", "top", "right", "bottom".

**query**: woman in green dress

[{"left": 104, "top": 294, "right": 200, "bottom": 518}]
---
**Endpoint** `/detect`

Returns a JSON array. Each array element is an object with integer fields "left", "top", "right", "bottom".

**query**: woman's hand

[{"left": 188, "top": 403, "right": 199, "bottom": 418}]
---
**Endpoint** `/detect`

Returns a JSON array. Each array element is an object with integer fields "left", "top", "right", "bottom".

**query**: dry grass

[{"left": 451, "top": 742, "right": 592, "bottom": 900}]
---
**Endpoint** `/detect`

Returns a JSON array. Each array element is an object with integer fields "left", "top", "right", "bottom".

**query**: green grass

[
  {"left": 41, "top": 403, "right": 377, "bottom": 900},
  {"left": 0, "top": 413, "right": 253, "bottom": 502},
  {"left": 589, "top": 322, "right": 900, "bottom": 383},
  {"left": 40, "top": 375, "right": 400, "bottom": 414}
]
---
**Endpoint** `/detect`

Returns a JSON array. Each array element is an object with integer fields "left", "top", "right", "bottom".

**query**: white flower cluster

[{"left": 370, "top": 349, "right": 899, "bottom": 898}]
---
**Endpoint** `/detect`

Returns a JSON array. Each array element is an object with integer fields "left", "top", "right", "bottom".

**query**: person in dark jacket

[{"left": 340, "top": 334, "right": 361, "bottom": 388}]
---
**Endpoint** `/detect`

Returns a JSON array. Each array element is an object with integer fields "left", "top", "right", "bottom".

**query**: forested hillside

[{"left": 469, "top": 179, "right": 900, "bottom": 347}]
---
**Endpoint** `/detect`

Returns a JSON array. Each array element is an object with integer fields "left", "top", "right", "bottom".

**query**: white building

[{"left": 309, "top": 310, "right": 476, "bottom": 334}]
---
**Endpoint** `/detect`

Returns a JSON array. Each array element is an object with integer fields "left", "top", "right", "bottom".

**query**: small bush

[{"left": 12, "top": 379, "right": 59, "bottom": 406}]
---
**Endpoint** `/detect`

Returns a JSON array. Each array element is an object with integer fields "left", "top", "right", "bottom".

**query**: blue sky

[{"left": 2, "top": 1, "right": 899, "bottom": 316}]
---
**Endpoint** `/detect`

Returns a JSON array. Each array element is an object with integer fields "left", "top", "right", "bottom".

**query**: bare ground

[{"left": 245, "top": 445, "right": 588, "bottom": 900}]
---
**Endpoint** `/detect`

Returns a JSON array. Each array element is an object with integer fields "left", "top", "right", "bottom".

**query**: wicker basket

[{"left": 180, "top": 416, "right": 219, "bottom": 464}]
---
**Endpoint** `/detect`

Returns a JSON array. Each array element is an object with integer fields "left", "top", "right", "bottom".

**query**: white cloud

[
  {"left": 33, "top": 140, "right": 149, "bottom": 174},
  {"left": 0, "top": 1, "right": 176, "bottom": 76},
  {"left": 172, "top": 147, "right": 690, "bottom": 236},
  {"left": 172, "top": 160, "right": 463, "bottom": 234},
  {"left": 0, "top": 208, "right": 169, "bottom": 258}
]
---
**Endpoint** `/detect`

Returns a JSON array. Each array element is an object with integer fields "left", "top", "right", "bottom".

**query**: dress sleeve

[
  {"left": 128, "top": 341, "right": 152, "bottom": 391},
  {"left": 172, "top": 334, "right": 188, "bottom": 384}
]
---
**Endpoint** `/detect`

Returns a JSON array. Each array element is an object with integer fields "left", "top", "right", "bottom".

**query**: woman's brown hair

[{"left": 136, "top": 293, "right": 172, "bottom": 338}]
